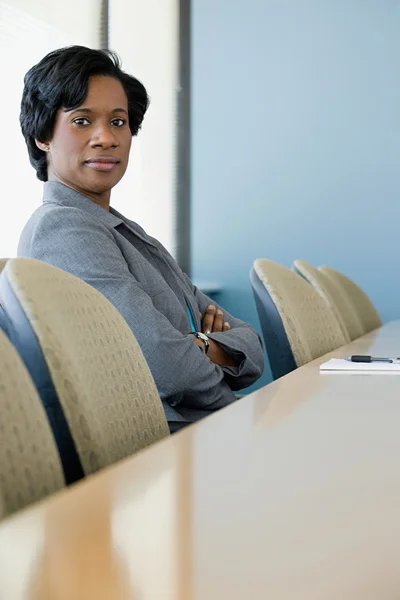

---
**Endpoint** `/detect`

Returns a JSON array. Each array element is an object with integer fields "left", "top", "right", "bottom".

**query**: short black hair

[{"left": 20, "top": 45, "right": 149, "bottom": 182}]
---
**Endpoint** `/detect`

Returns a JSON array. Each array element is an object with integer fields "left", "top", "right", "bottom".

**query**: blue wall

[{"left": 191, "top": 0, "right": 400, "bottom": 390}]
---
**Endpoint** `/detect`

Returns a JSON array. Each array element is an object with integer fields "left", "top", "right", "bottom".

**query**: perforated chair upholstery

[
  {"left": 0, "top": 258, "right": 169, "bottom": 482},
  {"left": 319, "top": 266, "right": 382, "bottom": 334},
  {"left": 0, "top": 328, "right": 64, "bottom": 519},
  {"left": 293, "top": 260, "right": 364, "bottom": 342},
  {"left": 252, "top": 259, "right": 347, "bottom": 372}
]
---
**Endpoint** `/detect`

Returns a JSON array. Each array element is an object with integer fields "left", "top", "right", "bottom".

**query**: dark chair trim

[{"left": 0, "top": 305, "right": 8, "bottom": 334}]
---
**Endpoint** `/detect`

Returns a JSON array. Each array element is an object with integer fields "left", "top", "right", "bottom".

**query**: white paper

[{"left": 320, "top": 358, "right": 400, "bottom": 372}]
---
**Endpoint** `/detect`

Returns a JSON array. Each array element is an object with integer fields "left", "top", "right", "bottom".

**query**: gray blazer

[{"left": 18, "top": 182, "right": 264, "bottom": 425}]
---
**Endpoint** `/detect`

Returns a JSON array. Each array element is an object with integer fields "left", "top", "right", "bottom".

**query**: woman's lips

[{"left": 85, "top": 157, "right": 119, "bottom": 172}]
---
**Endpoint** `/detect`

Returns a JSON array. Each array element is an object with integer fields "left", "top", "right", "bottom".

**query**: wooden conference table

[{"left": 1, "top": 321, "right": 400, "bottom": 599}]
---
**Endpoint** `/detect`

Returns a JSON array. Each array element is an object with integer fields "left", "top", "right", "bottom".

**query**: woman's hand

[
  {"left": 200, "top": 305, "right": 230, "bottom": 334},
  {"left": 192, "top": 305, "right": 237, "bottom": 367}
]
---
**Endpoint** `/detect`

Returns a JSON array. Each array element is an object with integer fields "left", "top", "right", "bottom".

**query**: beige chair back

[
  {"left": 4, "top": 258, "right": 169, "bottom": 477},
  {"left": 319, "top": 266, "right": 382, "bottom": 334},
  {"left": 0, "top": 329, "right": 64, "bottom": 519},
  {"left": 253, "top": 259, "right": 347, "bottom": 367},
  {"left": 294, "top": 260, "right": 364, "bottom": 342}
]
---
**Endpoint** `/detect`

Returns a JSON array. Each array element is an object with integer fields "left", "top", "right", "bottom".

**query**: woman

[{"left": 19, "top": 46, "right": 264, "bottom": 432}]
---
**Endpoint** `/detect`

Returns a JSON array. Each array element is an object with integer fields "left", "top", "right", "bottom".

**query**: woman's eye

[
  {"left": 73, "top": 118, "right": 90, "bottom": 126},
  {"left": 111, "top": 118, "right": 126, "bottom": 127}
]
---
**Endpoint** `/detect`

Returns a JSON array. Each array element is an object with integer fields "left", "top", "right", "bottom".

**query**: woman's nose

[{"left": 90, "top": 124, "right": 118, "bottom": 147}]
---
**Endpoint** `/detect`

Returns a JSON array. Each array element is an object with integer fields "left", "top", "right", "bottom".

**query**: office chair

[
  {"left": 319, "top": 266, "right": 382, "bottom": 334},
  {"left": 293, "top": 260, "right": 364, "bottom": 341},
  {"left": 0, "top": 258, "right": 169, "bottom": 484},
  {"left": 251, "top": 259, "right": 347, "bottom": 378}
]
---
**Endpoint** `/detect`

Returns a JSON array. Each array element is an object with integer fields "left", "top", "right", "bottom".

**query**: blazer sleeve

[{"left": 18, "top": 207, "right": 240, "bottom": 410}]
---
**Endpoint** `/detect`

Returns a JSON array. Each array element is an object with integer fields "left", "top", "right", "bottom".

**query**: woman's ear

[{"left": 35, "top": 139, "right": 50, "bottom": 153}]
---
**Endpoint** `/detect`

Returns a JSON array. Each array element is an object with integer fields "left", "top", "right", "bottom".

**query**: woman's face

[{"left": 36, "top": 75, "right": 132, "bottom": 207}]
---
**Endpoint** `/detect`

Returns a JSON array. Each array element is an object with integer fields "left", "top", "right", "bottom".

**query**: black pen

[{"left": 344, "top": 355, "right": 400, "bottom": 364}]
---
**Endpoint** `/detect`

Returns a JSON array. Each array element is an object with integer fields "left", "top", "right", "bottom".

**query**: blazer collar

[
  {"left": 43, "top": 181, "right": 124, "bottom": 229},
  {"left": 42, "top": 181, "right": 156, "bottom": 247}
]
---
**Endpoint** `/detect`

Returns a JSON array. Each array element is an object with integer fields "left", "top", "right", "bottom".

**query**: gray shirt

[{"left": 18, "top": 182, "right": 264, "bottom": 425}]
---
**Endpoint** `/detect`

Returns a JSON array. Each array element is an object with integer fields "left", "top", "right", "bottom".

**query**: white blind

[
  {"left": 0, "top": 0, "right": 101, "bottom": 258},
  {"left": 109, "top": 0, "right": 179, "bottom": 255}
]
